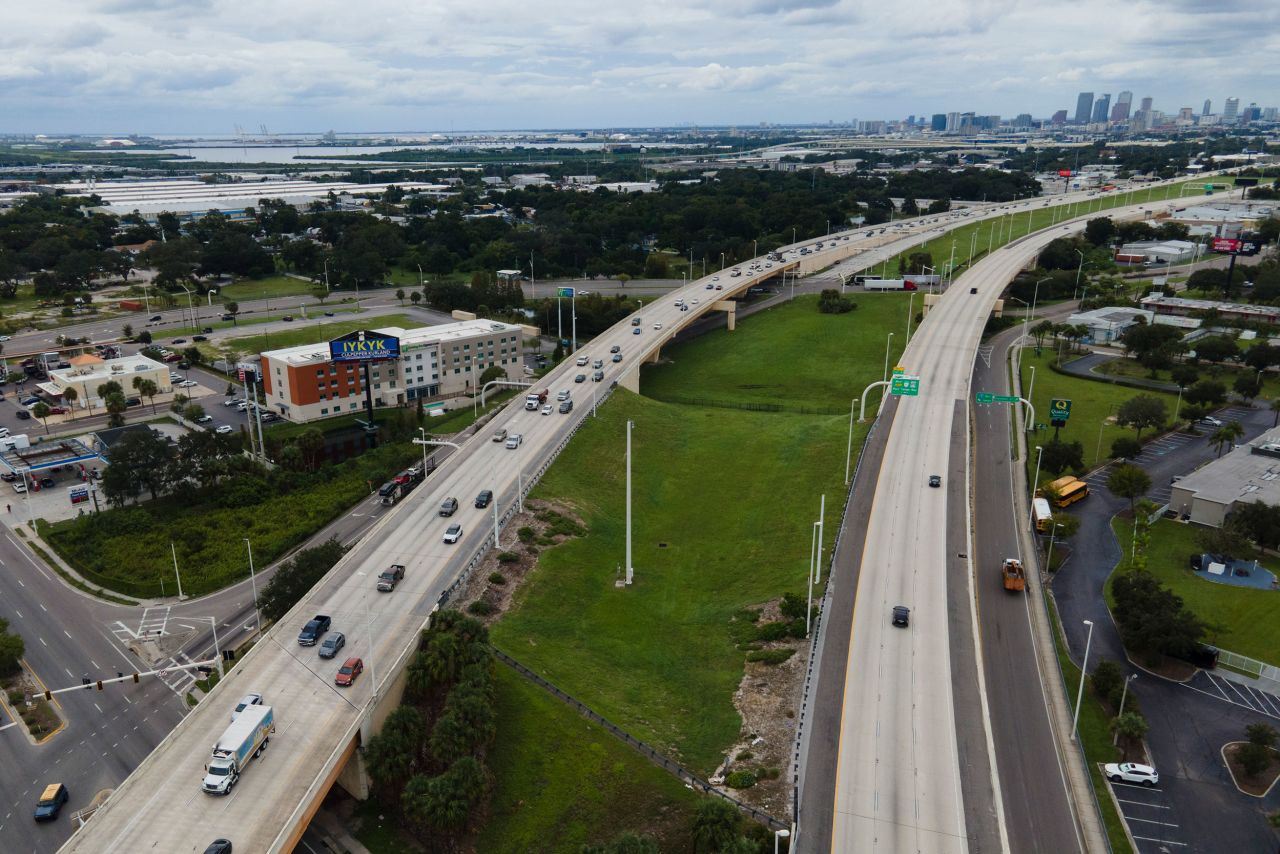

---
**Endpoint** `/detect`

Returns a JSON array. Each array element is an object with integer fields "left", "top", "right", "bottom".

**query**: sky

[{"left": 2, "top": 0, "right": 1278, "bottom": 134}]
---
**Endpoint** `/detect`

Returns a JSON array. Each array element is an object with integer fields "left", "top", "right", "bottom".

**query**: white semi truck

[{"left": 202, "top": 704, "right": 274, "bottom": 794}]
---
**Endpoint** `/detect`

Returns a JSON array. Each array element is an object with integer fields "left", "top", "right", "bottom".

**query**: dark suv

[
  {"left": 439, "top": 497, "right": 459, "bottom": 517},
  {"left": 891, "top": 606, "right": 910, "bottom": 627},
  {"left": 475, "top": 490, "right": 493, "bottom": 508}
]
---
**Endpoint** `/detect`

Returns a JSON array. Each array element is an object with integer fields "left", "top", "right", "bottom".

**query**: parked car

[
  {"left": 19, "top": 396, "right": 40, "bottom": 407},
  {"left": 231, "top": 693, "right": 263, "bottom": 722},
  {"left": 170, "top": 372, "right": 182, "bottom": 381},
  {"left": 318, "top": 632, "right": 346, "bottom": 659},
  {"left": 47, "top": 406, "right": 68, "bottom": 415},
  {"left": 1104, "top": 762, "right": 1158, "bottom": 787},
  {"left": 15, "top": 410, "right": 30, "bottom": 420},
  {"left": 334, "top": 657, "right": 363, "bottom": 686},
  {"left": 442, "top": 524, "right": 463, "bottom": 544},
  {"left": 282, "top": 315, "right": 294, "bottom": 322},
  {"left": 223, "top": 398, "right": 239, "bottom": 407},
  {"left": 215, "top": 425, "right": 234, "bottom": 435},
  {"left": 195, "top": 415, "right": 214, "bottom": 424},
  {"left": 178, "top": 380, "right": 198, "bottom": 389}
]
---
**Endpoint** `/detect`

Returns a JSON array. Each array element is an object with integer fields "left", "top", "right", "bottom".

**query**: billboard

[
  {"left": 329, "top": 331, "right": 401, "bottom": 364},
  {"left": 1058, "top": 169, "right": 1072, "bottom": 177},
  {"left": 1211, "top": 237, "right": 1263, "bottom": 256},
  {"left": 1212, "top": 238, "right": 1242, "bottom": 254}
]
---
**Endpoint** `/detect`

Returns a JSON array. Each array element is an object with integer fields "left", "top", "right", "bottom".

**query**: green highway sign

[
  {"left": 556, "top": 287, "right": 575, "bottom": 298},
  {"left": 1049, "top": 398, "right": 1072, "bottom": 420},
  {"left": 995, "top": 394, "right": 1018, "bottom": 403},
  {"left": 976, "top": 392, "right": 1019, "bottom": 404},
  {"left": 891, "top": 376, "right": 920, "bottom": 396}
]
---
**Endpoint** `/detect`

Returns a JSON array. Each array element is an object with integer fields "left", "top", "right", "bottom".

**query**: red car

[
  {"left": 47, "top": 406, "right": 68, "bottom": 415},
  {"left": 334, "top": 657, "right": 363, "bottom": 687}
]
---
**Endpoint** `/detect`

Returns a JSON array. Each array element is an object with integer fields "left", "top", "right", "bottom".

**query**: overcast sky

[{"left": 2, "top": 0, "right": 1277, "bottom": 134}]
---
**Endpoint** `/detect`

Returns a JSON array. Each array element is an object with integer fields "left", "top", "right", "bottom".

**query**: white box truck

[{"left": 203, "top": 704, "right": 274, "bottom": 794}]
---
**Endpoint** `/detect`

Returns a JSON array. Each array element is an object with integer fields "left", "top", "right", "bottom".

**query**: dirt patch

[
  {"left": 449, "top": 499, "right": 588, "bottom": 625},
  {"left": 1222, "top": 742, "right": 1280, "bottom": 797},
  {"left": 1, "top": 667, "right": 66, "bottom": 742}
]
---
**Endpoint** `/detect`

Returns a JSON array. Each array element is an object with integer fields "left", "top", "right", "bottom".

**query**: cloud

[{"left": 0, "top": 0, "right": 1275, "bottom": 132}]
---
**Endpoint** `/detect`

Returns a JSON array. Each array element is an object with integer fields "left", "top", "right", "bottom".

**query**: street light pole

[
  {"left": 774, "top": 828, "right": 790, "bottom": 854},
  {"left": 882, "top": 332, "right": 895, "bottom": 383},
  {"left": 170, "top": 541, "right": 184, "bottom": 600},
  {"left": 1025, "top": 366, "right": 1036, "bottom": 431},
  {"left": 1112, "top": 674, "right": 1138, "bottom": 745},
  {"left": 1027, "top": 445, "right": 1044, "bottom": 529},
  {"left": 845, "top": 397, "right": 857, "bottom": 484},
  {"left": 1071, "top": 619, "right": 1095, "bottom": 741},
  {"left": 1046, "top": 521, "right": 1064, "bottom": 570},
  {"left": 244, "top": 539, "right": 260, "bottom": 632},
  {"left": 1073, "top": 249, "right": 1086, "bottom": 301},
  {"left": 625, "top": 420, "right": 634, "bottom": 585}
]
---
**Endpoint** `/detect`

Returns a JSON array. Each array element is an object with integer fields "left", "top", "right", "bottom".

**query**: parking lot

[{"left": 1104, "top": 775, "right": 1187, "bottom": 852}]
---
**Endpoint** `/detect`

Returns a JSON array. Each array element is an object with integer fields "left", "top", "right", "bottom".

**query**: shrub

[
  {"left": 497, "top": 552, "right": 520, "bottom": 564},
  {"left": 736, "top": 750, "right": 755, "bottom": 762},
  {"left": 779, "top": 593, "right": 808, "bottom": 620},
  {"left": 467, "top": 601, "right": 495, "bottom": 616},
  {"left": 755, "top": 621, "right": 791, "bottom": 642},
  {"left": 487, "top": 572, "right": 507, "bottom": 585},
  {"left": 1090, "top": 659, "right": 1123, "bottom": 704},
  {"left": 8, "top": 690, "right": 24, "bottom": 705},
  {"left": 746, "top": 649, "right": 796, "bottom": 665},
  {"left": 724, "top": 770, "right": 757, "bottom": 789},
  {"left": 517, "top": 526, "right": 535, "bottom": 543},
  {"left": 1110, "top": 437, "right": 1142, "bottom": 460}
]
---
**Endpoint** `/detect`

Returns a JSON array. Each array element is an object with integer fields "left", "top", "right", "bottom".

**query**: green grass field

[
  {"left": 1017, "top": 348, "right": 1182, "bottom": 473},
  {"left": 220, "top": 313, "right": 420, "bottom": 353},
  {"left": 215, "top": 275, "right": 320, "bottom": 301},
  {"left": 1094, "top": 353, "right": 1280, "bottom": 403},
  {"left": 492, "top": 391, "right": 851, "bottom": 772},
  {"left": 643, "top": 294, "right": 908, "bottom": 411},
  {"left": 473, "top": 665, "right": 704, "bottom": 853},
  {"left": 1110, "top": 518, "right": 1280, "bottom": 663}
]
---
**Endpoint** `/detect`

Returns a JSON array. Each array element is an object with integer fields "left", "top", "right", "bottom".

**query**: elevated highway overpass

[{"left": 60, "top": 177, "right": 1219, "bottom": 853}]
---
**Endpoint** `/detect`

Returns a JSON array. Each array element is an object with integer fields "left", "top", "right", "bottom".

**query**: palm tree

[
  {"left": 395, "top": 288, "right": 405, "bottom": 305},
  {"left": 1271, "top": 397, "right": 1280, "bottom": 428},
  {"left": 1210, "top": 421, "right": 1245, "bottom": 457},
  {"left": 61, "top": 387, "right": 78, "bottom": 417},
  {"left": 136, "top": 378, "right": 159, "bottom": 414},
  {"left": 32, "top": 402, "right": 51, "bottom": 434}
]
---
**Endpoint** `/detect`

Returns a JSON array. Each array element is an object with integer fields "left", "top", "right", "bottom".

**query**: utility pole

[{"left": 625, "top": 420, "right": 634, "bottom": 585}]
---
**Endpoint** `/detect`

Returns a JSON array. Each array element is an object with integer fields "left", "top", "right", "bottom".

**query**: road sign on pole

[
  {"left": 891, "top": 375, "right": 920, "bottom": 396},
  {"left": 1049, "top": 398, "right": 1072, "bottom": 420},
  {"left": 976, "top": 392, "right": 1019, "bottom": 404}
]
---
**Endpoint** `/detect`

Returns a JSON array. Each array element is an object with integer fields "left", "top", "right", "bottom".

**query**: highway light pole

[
  {"left": 816, "top": 494, "right": 825, "bottom": 583},
  {"left": 904, "top": 292, "right": 916, "bottom": 345},
  {"left": 1112, "top": 674, "right": 1137, "bottom": 745},
  {"left": 200, "top": 616, "right": 222, "bottom": 677},
  {"left": 1071, "top": 619, "right": 1095, "bottom": 742},
  {"left": 1073, "top": 249, "right": 1086, "bottom": 301},
  {"left": 170, "top": 541, "right": 185, "bottom": 600},
  {"left": 1045, "top": 521, "right": 1065, "bottom": 570},
  {"left": 774, "top": 827, "right": 790, "bottom": 853},
  {"left": 1025, "top": 366, "right": 1036, "bottom": 431},
  {"left": 625, "top": 419, "right": 634, "bottom": 586},
  {"left": 1028, "top": 445, "right": 1044, "bottom": 529},
  {"left": 806, "top": 521, "right": 819, "bottom": 637},
  {"left": 845, "top": 397, "right": 857, "bottom": 484},
  {"left": 882, "top": 332, "right": 895, "bottom": 383},
  {"left": 244, "top": 539, "right": 260, "bottom": 633}
]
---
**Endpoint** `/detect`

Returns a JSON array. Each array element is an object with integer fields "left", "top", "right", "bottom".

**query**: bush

[
  {"left": 517, "top": 526, "right": 535, "bottom": 543},
  {"left": 497, "top": 552, "right": 520, "bottom": 564},
  {"left": 779, "top": 592, "right": 808, "bottom": 620},
  {"left": 1110, "top": 437, "right": 1142, "bottom": 460},
  {"left": 754, "top": 621, "right": 791, "bottom": 642},
  {"left": 724, "top": 770, "right": 757, "bottom": 789},
  {"left": 467, "top": 601, "right": 495, "bottom": 616},
  {"left": 1237, "top": 742, "right": 1273, "bottom": 778},
  {"left": 746, "top": 648, "right": 796, "bottom": 665},
  {"left": 8, "top": 690, "right": 24, "bottom": 705},
  {"left": 735, "top": 750, "right": 755, "bottom": 762},
  {"left": 487, "top": 572, "right": 507, "bottom": 585},
  {"left": 1090, "top": 659, "right": 1123, "bottom": 704}
]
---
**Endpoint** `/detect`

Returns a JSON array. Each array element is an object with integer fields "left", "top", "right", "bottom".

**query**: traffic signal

[
  {"left": 222, "top": 650, "right": 235, "bottom": 662},
  {"left": 197, "top": 665, "right": 213, "bottom": 675},
  {"left": 96, "top": 681, "right": 103, "bottom": 691},
  {"left": 44, "top": 690, "right": 52, "bottom": 701},
  {"left": 132, "top": 673, "right": 140, "bottom": 684}
]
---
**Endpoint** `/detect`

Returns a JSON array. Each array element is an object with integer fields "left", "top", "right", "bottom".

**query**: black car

[
  {"left": 202, "top": 327, "right": 213, "bottom": 334},
  {"left": 475, "top": 490, "right": 493, "bottom": 508},
  {"left": 15, "top": 410, "right": 30, "bottom": 420},
  {"left": 221, "top": 314, "right": 235, "bottom": 321},
  {"left": 891, "top": 605, "right": 910, "bottom": 627},
  {"left": 928, "top": 475, "right": 941, "bottom": 488},
  {"left": 39, "top": 477, "right": 55, "bottom": 489},
  {"left": 203, "top": 840, "right": 233, "bottom": 854},
  {"left": 192, "top": 336, "right": 207, "bottom": 343}
]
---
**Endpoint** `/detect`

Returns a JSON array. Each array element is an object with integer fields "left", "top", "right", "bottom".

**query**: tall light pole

[
  {"left": 1073, "top": 248, "right": 1086, "bottom": 301},
  {"left": 806, "top": 521, "right": 819, "bottom": 636},
  {"left": 244, "top": 539, "right": 260, "bottom": 632},
  {"left": 882, "top": 332, "right": 895, "bottom": 383},
  {"left": 170, "top": 541, "right": 185, "bottom": 600},
  {"left": 1025, "top": 366, "right": 1036, "bottom": 431},
  {"left": 625, "top": 420, "right": 634, "bottom": 585},
  {"left": 1071, "top": 619, "right": 1095, "bottom": 741},
  {"left": 774, "top": 828, "right": 790, "bottom": 854},
  {"left": 201, "top": 616, "right": 222, "bottom": 677},
  {"left": 1112, "top": 674, "right": 1138, "bottom": 745},
  {"left": 1046, "top": 521, "right": 1065, "bottom": 570},
  {"left": 845, "top": 397, "right": 858, "bottom": 484},
  {"left": 905, "top": 291, "right": 916, "bottom": 344},
  {"left": 1027, "top": 445, "right": 1044, "bottom": 529}
]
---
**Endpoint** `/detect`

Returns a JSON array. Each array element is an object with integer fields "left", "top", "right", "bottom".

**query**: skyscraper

[
  {"left": 1074, "top": 92, "right": 1094, "bottom": 124},
  {"left": 1203, "top": 99, "right": 1212, "bottom": 117},
  {"left": 931, "top": 113, "right": 947, "bottom": 131},
  {"left": 1091, "top": 94, "right": 1111, "bottom": 123},
  {"left": 1050, "top": 110, "right": 1068, "bottom": 125},
  {"left": 1111, "top": 91, "right": 1133, "bottom": 122},
  {"left": 1223, "top": 97, "right": 1240, "bottom": 123},
  {"left": 1139, "top": 96, "right": 1153, "bottom": 112}
]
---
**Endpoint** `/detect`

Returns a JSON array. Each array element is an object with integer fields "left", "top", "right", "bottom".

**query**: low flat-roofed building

[
  {"left": 1140, "top": 293, "right": 1280, "bottom": 325},
  {"left": 44, "top": 354, "right": 171, "bottom": 410},
  {"left": 1118, "top": 240, "right": 1200, "bottom": 264},
  {"left": 261, "top": 319, "right": 526, "bottom": 423},
  {"left": 1170, "top": 429, "right": 1280, "bottom": 526},
  {"left": 1066, "top": 307, "right": 1154, "bottom": 343}
]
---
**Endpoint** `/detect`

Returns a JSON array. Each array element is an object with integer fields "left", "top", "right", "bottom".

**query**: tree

[
  {"left": 1116, "top": 394, "right": 1167, "bottom": 440},
  {"left": 1111, "top": 571, "right": 1205, "bottom": 660},
  {"left": 364, "top": 706, "right": 429, "bottom": 793},
  {"left": 1110, "top": 437, "right": 1142, "bottom": 459},
  {"left": 1112, "top": 711, "right": 1149, "bottom": 752},
  {"left": 1191, "top": 335, "right": 1238, "bottom": 365},
  {"left": 1233, "top": 372, "right": 1263, "bottom": 403},
  {"left": 400, "top": 756, "right": 485, "bottom": 832},
  {"left": 395, "top": 288, "right": 406, "bottom": 305},
  {"left": 225, "top": 301, "right": 240, "bottom": 325},
  {"left": 134, "top": 378, "right": 159, "bottom": 414},
  {"left": 1211, "top": 421, "right": 1245, "bottom": 457},
  {"left": 1091, "top": 659, "right": 1124, "bottom": 703},
  {"left": 478, "top": 365, "right": 506, "bottom": 386},
  {"left": 1247, "top": 722, "right": 1278, "bottom": 749},
  {"left": 0, "top": 616, "right": 25, "bottom": 677},
  {"left": 1169, "top": 364, "right": 1199, "bottom": 390},
  {"left": 1041, "top": 439, "right": 1085, "bottom": 475},
  {"left": 817, "top": 288, "right": 855, "bottom": 314},
  {"left": 1106, "top": 463, "right": 1152, "bottom": 515},
  {"left": 1244, "top": 343, "right": 1280, "bottom": 372},
  {"left": 1225, "top": 501, "right": 1280, "bottom": 550},
  {"left": 1185, "top": 379, "right": 1227, "bottom": 409},
  {"left": 410, "top": 290, "right": 422, "bottom": 307},
  {"left": 1031, "top": 319, "right": 1055, "bottom": 349},
  {"left": 32, "top": 401, "right": 51, "bottom": 434},
  {"left": 137, "top": 329, "right": 152, "bottom": 345},
  {"left": 257, "top": 539, "right": 349, "bottom": 622},
  {"left": 691, "top": 799, "right": 742, "bottom": 854},
  {"left": 122, "top": 323, "right": 134, "bottom": 340},
  {"left": 1084, "top": 217, "right": 1117, "bottom": 247},
  {"left": 104, "top": 392, "right": 128, "bottom": 428},
  {"left": 183, "top": 403, "right": 206, "bottom": 422},
  {"left": 61, "top": 386, "right": 78, "bottom": 414},
  {"left": 1121, "top": 323, "right": 1184, "bottom": 372},
  {"left": 100, "top": 429, "right": 175, "bottom": 504}
]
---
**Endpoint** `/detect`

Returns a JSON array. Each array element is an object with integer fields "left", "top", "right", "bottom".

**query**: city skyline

[{"left": 1, "top": 0, "right": 1278, "bottom": 134}]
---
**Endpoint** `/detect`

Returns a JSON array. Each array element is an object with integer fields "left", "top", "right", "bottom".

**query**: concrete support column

[{"left": 618, "top": 366, "right": 641, "bottom": 394}]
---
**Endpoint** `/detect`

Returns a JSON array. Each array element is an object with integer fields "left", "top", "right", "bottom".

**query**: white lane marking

[
  {"left": 91, "top": 660, "right": 100, "bottom": 669},
  {"left": 40, "top": 604, "right": 48, "bottom": 612},
  {"left": 63, "top": 630, "right": 71, "bottom": 639},
  {"left": 13, "top": 610, "right": 20, "bottom": 619},
  {"left": 93, "top": 703, "right": 102, "bottom": 713},
  {"left": 39, "top": 637, "right": 47, "bottom": 646},
  {"left": 1116, "top": 798, "right": 1170, "bottom": 809},
  {"left": 1124, "top": 816, "right": 1179, "bottom": 827},
  {"left": 1131, "top": 835, "right": 1185, "bottom": 846},
  {"left": 63, "top": 668, "right": 72, "bottom": 677}
]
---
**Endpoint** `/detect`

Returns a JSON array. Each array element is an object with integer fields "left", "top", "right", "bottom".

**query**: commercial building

[
  {"left": 1169, "top": 431, "right": 1280, "bottom": 526},
  {"left": 1111, "top": 91, "right": 1133, "bottom": 122},
  {"left": 42, "top": 354, "right": 172, "bottom": 410},
  {"left": 1223, "top": 97, "right": 1240, "bottom": 124},
  {"left": 1140, "top": 293, "right": 1280, "bottom": 325},
  {"left": 1074, "top": 92, "right": 1094, "bottom": 124},
  {"left": 260, "top": 319, "right": 528, "bottom": 424},
  {"left": 1091, "top": 94, "right": 1112, "bottom": 124},
  {"left": 1117, "top": 239, "right": 1200, "bottom": 265},
  {"left": 1064, "top": 307, "right": 1153, "bottom": 344}
]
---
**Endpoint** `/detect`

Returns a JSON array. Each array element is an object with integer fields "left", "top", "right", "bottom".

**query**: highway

[{"left": 52, "top": 176, "right": 1225, "bottom": 851}]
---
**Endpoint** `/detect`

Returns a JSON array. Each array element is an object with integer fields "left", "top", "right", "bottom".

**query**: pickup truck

[
  {"left": 297, "top": 614, "right": 331, "bottom": 646},
  {"left": 377, "top": 564, "right": 405, "bottom": 592}
]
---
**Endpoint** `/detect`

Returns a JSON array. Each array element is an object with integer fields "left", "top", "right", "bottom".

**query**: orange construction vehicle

[{"left": 1001, "top": 558, "right": 1026, "bottom": 592}]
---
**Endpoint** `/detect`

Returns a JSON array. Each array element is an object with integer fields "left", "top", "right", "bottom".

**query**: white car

[
  {"left": 1198, "top": 416, "right": 1223, "bottom": 428},
  {"left": 540, "top": 404, "right": 552, "bottom": 416},
  {"left": 222, "top": 398, "right": 238, "bottom": 407},
  {"left": 1104, "top": 762, "right": 1158, "bottom": 787},
  {"left": 653, "top": 323, "right": 663, "bottom": 331},
  {"left": 442, "top": 524, "right": 463, "bottom": 544},
  {"left": 0, "top": 335, "right": 10, "bottom": 342},
  {"left": 215, "top": 425, "right": 234, "bottom": 435},
  {"left": 170, "top": 372, "right": 182, "bottom": 381},
  {"left": 505, "top": 434, "right": 523, "bottom": 449},
  {"left": 177, "top": 380, "right": 198, "bottom": 389},
  {"left": 195, "top": 414, "right": 214, "bottom": 424},
  {"left": 231, "top": 692, "right": 263, "bottom": 722}
]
